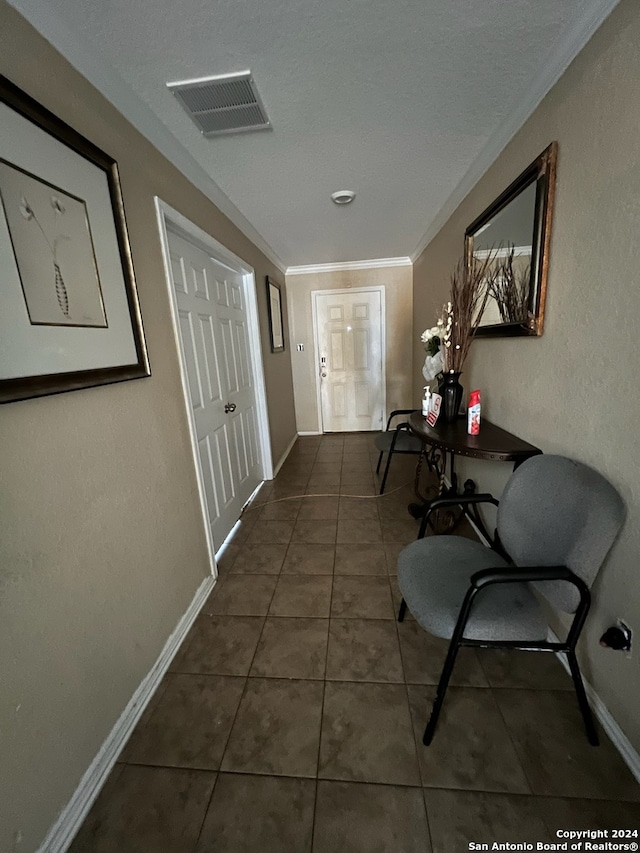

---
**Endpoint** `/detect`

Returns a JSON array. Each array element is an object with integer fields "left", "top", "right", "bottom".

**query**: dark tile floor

[{"left": 70, "top": 433, "right": 640, "bottom": 852}]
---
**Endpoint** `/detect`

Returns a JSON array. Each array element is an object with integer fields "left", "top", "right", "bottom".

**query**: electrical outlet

[
  {"left": 617, "top": 619, "right": 632, "bottom": 656},
  {"left": 296, "top": 343, "right": 304, "bottom": 352}
]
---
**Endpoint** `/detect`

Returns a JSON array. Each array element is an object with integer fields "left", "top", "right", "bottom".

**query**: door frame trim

[
  {"left": 311, "top": 285, "right": 386, "bottom": 433},
  {"left": 154, "top": 198, "right": 274, "bottom": 572}
]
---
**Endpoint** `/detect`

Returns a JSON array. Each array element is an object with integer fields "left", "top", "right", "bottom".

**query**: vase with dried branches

[{"left": 437, "top": 253, "right": 497, "bottom": 422}]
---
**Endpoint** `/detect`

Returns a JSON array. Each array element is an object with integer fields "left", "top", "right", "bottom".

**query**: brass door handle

[{"left": 224, "top": 402, "right": 237, "bottom": 413}]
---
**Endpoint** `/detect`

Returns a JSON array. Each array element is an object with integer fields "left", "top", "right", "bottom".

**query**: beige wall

[
  {"left": 413, "top": 0, "right": 640, "bottom": 752},
  {"left": 286, "top": 266, "right": 413, "bottom": 433},
  {"left": 0, "top": 3, "right": 296, "bottom": 849}
]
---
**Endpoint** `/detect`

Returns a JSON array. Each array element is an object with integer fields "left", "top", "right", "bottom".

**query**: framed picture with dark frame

[
  {"left": 266, "top": 276, "right": 285, "bottom": 353},
  {"left": 0, "top": 75, "right": 150, "bottom": 403}
]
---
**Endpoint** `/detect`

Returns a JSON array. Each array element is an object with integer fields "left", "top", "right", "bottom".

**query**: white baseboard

[
  {"left": 297, "top": 430, "right": 321, "bottom": 436},
  {"left": 272, "top": 433, "right": 298, "bottom": 478},
  {"left": 547, "top": 629, "right": 640, "bottom": 783},
  {"left": 38, "top": 575, "right": 216, "bottom": 853}
]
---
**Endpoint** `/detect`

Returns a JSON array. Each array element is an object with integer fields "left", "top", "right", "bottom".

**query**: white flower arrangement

[{"left": 420, "top": 324, "right": 444, "bottom": 382}]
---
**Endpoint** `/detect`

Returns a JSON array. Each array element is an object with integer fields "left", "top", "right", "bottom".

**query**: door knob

[{"left": 224, "top": 402, "right": 237, "bottom": 413}]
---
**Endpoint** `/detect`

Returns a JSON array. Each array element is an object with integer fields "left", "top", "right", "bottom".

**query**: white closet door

[{"left": 168, "top": 230, "right": 261, "bottom": 548}]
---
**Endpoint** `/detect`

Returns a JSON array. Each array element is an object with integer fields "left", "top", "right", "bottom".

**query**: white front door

[
  {"left": 315, "top": 289, "right": 384, "bottom": 432},
  {"left": 168, "top": 230, "right": 262, "bottom": 548}
]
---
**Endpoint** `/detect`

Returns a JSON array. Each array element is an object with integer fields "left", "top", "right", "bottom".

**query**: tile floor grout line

[
  {"left": 279, "top": 499, "right": 302, "bottom": 571},
  {"left": 488, "top": 682, "right": 536, "bottom": 797},
  {"left": 120, "top": 669, "right": 249, "bottom": 778},
  {"left": 120, "top": 762, "right": 219, "bottom": 776},
  {"left": 309, "top": 590, "right": 332, "bottom": 851},
  {"left": 314, "top": 772, "right": 428, "bottom": 790},
  {"left": 116, "top": 758, "right": 640, "bottom": 802},
  {"left": 309, "top": 775, "right": 320, "bottom": 853},
  {"left": 213, "top": 574, "right": 281, "bottom": 775},
  {"left": 422, "top": 787, "right": 437, "bottom": 853},
  {"left": 190, "top": 769, "right": 220, "bottom": 853},
  {"left": 312, "top": 554, "right": 337, "bottom": 853},
  {"left": 391, "top": 568, "right": 428, "bottom": 800},
  {"left": 165, "top": 655, "right": 576, "bottom": 689},
  {"left": 409, "top": 783, "right": 640, "bottom": 801}
]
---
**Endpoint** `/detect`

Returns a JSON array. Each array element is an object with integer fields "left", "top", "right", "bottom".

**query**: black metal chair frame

[
  {"left": 376, "top": 409, "right": 422, "bottom": 495},
  {"left": 398, "top": 493, "right": 599, "bottom": 747}
]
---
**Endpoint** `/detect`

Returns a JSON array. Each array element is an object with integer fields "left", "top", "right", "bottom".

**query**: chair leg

[
  {"left": 376, "top": 450, "right": 384, "bottom": 474},
  {"left": 566, "top": 650, "right": 599, "bottom": 746},
  {"left": 423, "top": 638, "right": 461, "bottom": 745},
  {"left": 397, "top": 597, "right": 407, "bottom": 622},
  {"left": 379, "top": 450, "right": 394, "bottom": 494}
]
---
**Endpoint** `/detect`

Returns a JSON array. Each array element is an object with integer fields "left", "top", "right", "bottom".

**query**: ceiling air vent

[{"left": 167, "top": 71, "right": 270, "bottom": 137}]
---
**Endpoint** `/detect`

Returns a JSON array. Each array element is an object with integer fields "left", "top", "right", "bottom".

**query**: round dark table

[{"left": 407, "top": 411, "right": 542, "bottom": 467}]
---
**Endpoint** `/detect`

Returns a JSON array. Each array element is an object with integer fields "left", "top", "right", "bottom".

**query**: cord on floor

[{"left": 240, "top": 480, "right": 413, "bottom": 516}]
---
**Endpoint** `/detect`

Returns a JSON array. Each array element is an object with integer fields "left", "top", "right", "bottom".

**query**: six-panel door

[
  {"left": 315, "top": 290, "right": 384, "bottom": 432},
  {"left": 168, "top": 230, "right": 261, "bottom": 550}
]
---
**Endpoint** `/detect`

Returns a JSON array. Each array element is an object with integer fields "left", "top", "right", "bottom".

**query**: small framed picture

[
  {"left": 266, "top": 276, "right": 285, "bottom": 353},
  {"left": 0, "top": 75, "right": 150, "bottom": 403}
]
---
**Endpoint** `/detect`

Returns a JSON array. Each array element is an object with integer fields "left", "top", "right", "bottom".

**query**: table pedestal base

[{"left": 408, "top": 447, "right": 479, "bottom": 534}]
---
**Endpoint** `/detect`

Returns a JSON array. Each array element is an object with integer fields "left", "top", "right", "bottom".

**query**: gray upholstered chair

[
  {"left": 374, "top": 409, "right": 423, "bottom": 494},
  {"left": 397, "top": 455, "right": 624, "bottom": 746}
]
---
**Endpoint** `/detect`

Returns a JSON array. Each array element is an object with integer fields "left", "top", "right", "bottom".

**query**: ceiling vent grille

[{"left": 167, "top": 72, "right": 270, "bottom": 137}]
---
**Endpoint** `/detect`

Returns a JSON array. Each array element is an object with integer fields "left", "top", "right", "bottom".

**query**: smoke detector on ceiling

[
  {"left": 167, "top": 71, "right": 270, "bottom": 137},
  {"left": 331, "top": 190, "right": 356, "bottom": 205}
]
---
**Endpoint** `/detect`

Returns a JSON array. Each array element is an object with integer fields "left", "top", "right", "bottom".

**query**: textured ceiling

[{"left": 8, "top": 0, "right": 619, "bottom": 267}]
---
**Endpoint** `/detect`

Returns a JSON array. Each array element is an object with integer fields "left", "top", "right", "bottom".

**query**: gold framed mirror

[{"left": 466, "top": 141, "right": 557, "bottom": 337}]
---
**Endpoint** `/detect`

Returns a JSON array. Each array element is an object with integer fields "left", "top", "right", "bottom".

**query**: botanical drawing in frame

[
  {"left": 0, "top": 160, "right": 107, "bottom": 328},
  {"left": 266, "top": 276, "right": 285, "bottom": 353},
  {"left": 0, "top": 75, "right": 150, "bottom": 402}
]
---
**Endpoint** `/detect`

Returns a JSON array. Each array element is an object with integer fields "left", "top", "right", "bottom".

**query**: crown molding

[
  {"left": 410, "top": 0, "right": 622, "bottom": 262},
  {"left": 6, "top": 0, "right": 287, "bottom": 273},
  {"left": 286, "top": 256, "right": 412, "bottom": 276}
]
